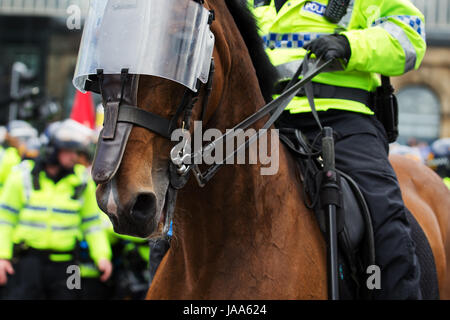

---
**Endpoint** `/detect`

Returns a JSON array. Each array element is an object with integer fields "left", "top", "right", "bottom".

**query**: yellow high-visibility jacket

[
  {"left": 249, "top": 0, "right": 426, "bottom": 114},
  {"left": 0, "top": 160, "right": 111, "bottom": 264},
  {"left": 0, "top": 147, "right": 21, "bottom": 192}
]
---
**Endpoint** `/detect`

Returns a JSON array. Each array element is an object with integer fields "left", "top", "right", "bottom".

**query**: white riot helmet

[
  {"left": 7, "top": 120, "right": 38, "bottom": 144},
  {"left": 50, "top": 119, "right": 95, "bottom": 153},
  {"left": 42, "top": 119, "right": 96, "bottom": 164}
]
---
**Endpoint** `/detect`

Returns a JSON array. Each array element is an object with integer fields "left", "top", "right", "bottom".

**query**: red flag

[{"left": 70, "top": 90, "right": 95, "bottom": 129}]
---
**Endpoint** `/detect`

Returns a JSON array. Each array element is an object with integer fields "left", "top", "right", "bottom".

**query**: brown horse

[
  {"left": 390, "top": 155, "right": 450, "bottom": 299},
  {"left": 93, "top": 0, "right": 450, "bottom": 299}
]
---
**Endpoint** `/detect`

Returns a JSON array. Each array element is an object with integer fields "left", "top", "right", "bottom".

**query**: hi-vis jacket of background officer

[
  {"left": 249, "top": 0, "right": 426, "bottom": 114},
  {"left": 0, "top": 147, "right": 21, "bottom": 192},
  {"left": 444, "top": 177, "right": 450, "bottom": 190},
  {"left": 0, "top": 160, "right": 111, "bottom": 264}
]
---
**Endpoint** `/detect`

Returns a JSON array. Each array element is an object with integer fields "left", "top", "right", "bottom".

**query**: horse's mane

[{"left": 225, "top": 0, "right": 278, "bottom": 103}]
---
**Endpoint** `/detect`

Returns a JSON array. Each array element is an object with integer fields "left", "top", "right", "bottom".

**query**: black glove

[{"left": 303, "top": 34, "right": 351, "bottom": 61}]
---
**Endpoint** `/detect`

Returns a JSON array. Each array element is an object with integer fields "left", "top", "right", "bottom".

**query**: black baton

[{"left": 321, "top": 127, "right": 340, "bottom": 300}]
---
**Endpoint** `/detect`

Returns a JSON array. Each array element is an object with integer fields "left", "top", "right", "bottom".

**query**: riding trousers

[
  {"left": 2, "top": 252, "right": 78, "bottom": 300},
  {"left": 276, "top": 109, "right": 422, "bottom": 300}
]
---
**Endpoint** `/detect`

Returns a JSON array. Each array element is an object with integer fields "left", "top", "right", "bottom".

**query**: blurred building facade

[
  {"left": 0, "top": 0, "right": 448, "bottom": 142},
  {"left": 392, "top": 0, "right": 450, "bottom": 144},
  {"left": 0, "top": 0, "right": 89, "bottom": 128}
]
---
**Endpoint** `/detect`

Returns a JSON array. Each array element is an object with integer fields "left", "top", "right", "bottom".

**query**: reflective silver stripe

[
  {"left": 0, "top": 204, "right": 19, "bottom": 214},
  {"left": 52, "top": 225, "right": 78, "bottom": 231},
  {"left": 81, "top": 169, "right": 89, "bottom": 185},
  {"left": 18, "top": 161, "right": 32, "bottom": 203},
  {"left": 77, "top": 169, "right": 89, "bottom": 201},
  {"left": 372, "top": 15, "right": 426, "bottom": 41},
  {"left": 52, "top": 208, "right": 78, "bottom": 215},
  {"left": 19, "top": 221, "right": 46, "bottom": 229},
  {"left": 22, "top": 206, "right": 78, "bottom": 215},
  {"left": 82, "top": 215, "right": 100, "bottom": 224},
  {"left": 0, "top": 149, "right": 5, "bottom": 164},
  {"left": 83, "top": 226, "right": 102, "bottom": 234},
  {"left": 0, "top": 220, "right": 14, "bottom": 227},
  {"left": 338, "top": 0, "right": 355, "bottom": 29},
  {"left": 275, "top": 59, "right": 303, "bottom": 81},
  {"left": 20, "top": 221, "right": 78, "bottom": 231},
  {"left": 377, "top": 21, "right": 417, "bottom": 73},
  {"left": 25, "top": 205, "right": 47, "bottom": 211}
]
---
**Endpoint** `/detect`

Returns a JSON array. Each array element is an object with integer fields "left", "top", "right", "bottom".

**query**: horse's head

[
  {"left": 73, "top": 0, "right": 229, "bottom": 237},
  {"left": 73, "top": 0, "right": 275, "bottom": 238},
  {"left": 95, "top": 75, "right": 193, "bottom": 237}
]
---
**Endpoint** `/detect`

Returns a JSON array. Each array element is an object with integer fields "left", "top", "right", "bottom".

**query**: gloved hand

[{"left": 303, "top": 34, "right": 351, "bottom": 61}]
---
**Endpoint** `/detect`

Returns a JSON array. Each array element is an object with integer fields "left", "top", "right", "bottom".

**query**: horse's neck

[
  {"left": 170, "top": 36, "right": 315, "bottom": 294},
  {"left": 176, "top": 10, "right": 278, "bottom": 246},
  {"left": 167, "top": 109, "right": 327, "bottom": 299},
  {"left": 153, "top": 1, "right": 327, "bottom": 299}
]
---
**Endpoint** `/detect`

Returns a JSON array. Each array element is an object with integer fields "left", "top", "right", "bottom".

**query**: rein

[
  {"left": 97, "top": 58, "right": 337, "bottom": 190},
  {"left": 176, "top": 57, "right": 337, "bottom": 187}
]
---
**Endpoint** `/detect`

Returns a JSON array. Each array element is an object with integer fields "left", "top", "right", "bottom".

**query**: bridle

[
  {"left": 81, "top": 0, "right": 340, "bottom": 238},
  {"left": 87, "top": 0, "right": 339, "bottom": 190}
]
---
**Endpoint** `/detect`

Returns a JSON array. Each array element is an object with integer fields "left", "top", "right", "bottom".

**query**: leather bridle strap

[
  {"left": 109, "top": 58, "right": 335, "bottom": 188},
  {"left": 117, "top": 87, "right": 198, "bottom": 139},
  {"left": 117, "top": 105, "right": 174, "bottom": 139},
  {"left": 188, "top": 58, "right": 336, "bottom": 187},
  {"left": 113, "top": 57, "right": 216, "bottom": 141}
]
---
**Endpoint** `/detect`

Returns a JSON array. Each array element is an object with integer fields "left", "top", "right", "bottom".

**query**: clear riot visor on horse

[{"left": 73, "top": 0, "right": 215, "bottom": 93}]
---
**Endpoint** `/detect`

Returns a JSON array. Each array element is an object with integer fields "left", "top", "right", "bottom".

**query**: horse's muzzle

[{"left": 96, "top": 182, "right": 159, "bottom": 238}]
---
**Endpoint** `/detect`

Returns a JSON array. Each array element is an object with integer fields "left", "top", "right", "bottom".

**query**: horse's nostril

[{"left": 131, "top": 193, "right": 157, "bottom": 222}]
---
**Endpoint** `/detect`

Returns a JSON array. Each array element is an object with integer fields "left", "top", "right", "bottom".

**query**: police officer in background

[
  {"left": 0, "top": 119, "right": 112, "bottom": 300},
  {"left": 5, "top": 120, "right": 38, "bottom": 158},
  {"left": 0, "top": 127, "right": 20, "bottom": 194},
  {"left": 0, "top": 121, "right": 39, "bottom": 191},
  {"left": 250, "top": 0, "right": 426, "bottom": 299},
  {"left": 0, "top": 121, "right": 38, "bottom": 299}
]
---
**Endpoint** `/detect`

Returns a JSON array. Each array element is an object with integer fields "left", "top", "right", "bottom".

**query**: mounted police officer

[
  {"left": 0, "top": 119, "right": 113, "bottom": 300},
  {"left": 249, "top": 0, "right": 426, "bottom": 299}
]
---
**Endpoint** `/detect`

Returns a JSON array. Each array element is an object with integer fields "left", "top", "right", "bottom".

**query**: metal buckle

[
  {"left": 192, "top": 165, "right": 206, "bottom": 188},
  {"left": 170, "top": 128, "right": 192, "bottom": 175}
]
